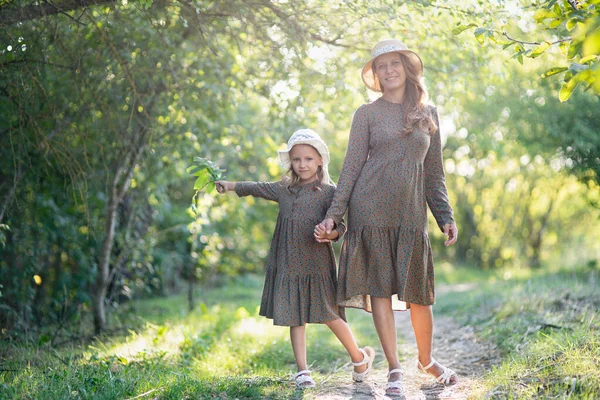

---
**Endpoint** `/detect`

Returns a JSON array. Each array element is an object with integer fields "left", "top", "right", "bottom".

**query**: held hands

[
  {"left": 214, "top": 181, "right": 236, "bottom": 194},
  {"left": 314, "top": 218, "right": 336, "bottom": 243},
  {"left": 443, "top": 222, "right": 458, "bottom": 247}
]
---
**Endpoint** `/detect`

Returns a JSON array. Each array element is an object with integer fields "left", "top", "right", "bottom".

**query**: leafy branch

[
  {"left": 187, "top": 157, "right": 226, "bottom": 214},
  {"left": 452, "top": 0, "right": 600, "bottom": 102}
]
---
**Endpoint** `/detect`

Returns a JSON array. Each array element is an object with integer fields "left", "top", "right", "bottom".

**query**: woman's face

[{"left": 373, "top": 52, "right": 406, "bottom": 92}]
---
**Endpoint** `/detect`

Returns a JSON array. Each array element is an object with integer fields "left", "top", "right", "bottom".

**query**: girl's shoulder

[
  {"left": 276, "top": 178, "right": 289, "bottom": 187},
  {"left": 320, "top": 183, "right": 337, "bottom": 195}
]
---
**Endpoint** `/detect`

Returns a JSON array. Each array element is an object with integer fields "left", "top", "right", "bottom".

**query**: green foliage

[
  {"left": 0, "top": 224, "right": 9, "bottom": 248},
  {"left": 0, "top": 0, "right": 353, "bottom": 334},
  {"left": 453, "top": 0, "right": 600, "bottom": 101},
  {"left": 1, "top": 0, "right": 599, "bottom": 338},
  {"left": 187, "top": 157, "right": 226, "bottom": 203}
]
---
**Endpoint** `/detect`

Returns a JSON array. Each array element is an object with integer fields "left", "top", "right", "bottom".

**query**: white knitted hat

[{"left": 278, "top": 129, "right": 330, "bottom": 178}]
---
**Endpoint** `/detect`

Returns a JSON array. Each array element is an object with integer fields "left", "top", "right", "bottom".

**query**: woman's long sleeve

[
  {"left": 326, "top": 186, "right": 347, "bottom": 241},
  {"left": 325, "top": 105, "right": 371, "bottom": 225},
  {"left": 424, "top": 108, "right": 454, "bottom": 231}
]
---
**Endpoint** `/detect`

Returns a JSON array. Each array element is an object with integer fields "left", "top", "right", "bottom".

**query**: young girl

[{"left": 215, "top": 128, "right": 375, "bottom": 389}]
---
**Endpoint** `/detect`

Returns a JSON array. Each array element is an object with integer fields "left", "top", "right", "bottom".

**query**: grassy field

[
  {"left": 436, "top": 260, "right": 600, "bottom": 399},
  {"left": 1, "top": 262, "right": 599, "bottom": 399}
]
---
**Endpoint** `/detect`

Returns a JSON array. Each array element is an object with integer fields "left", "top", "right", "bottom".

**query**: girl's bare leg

[
  {"left": 324, "top": 318, "right": 367, "bottom": 373},
  {"left": 290, "top": 325, "right": 308, "bottom": 372}
]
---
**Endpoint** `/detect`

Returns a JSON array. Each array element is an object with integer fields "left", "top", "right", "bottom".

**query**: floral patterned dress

[
  {"left": 325, "top": 98, "right": 454, "bottom": 312},
  {"left": 236, "top": 180, "right": 346, "bottom": 326}
]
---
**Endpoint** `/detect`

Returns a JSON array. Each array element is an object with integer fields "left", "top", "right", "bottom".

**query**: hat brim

[
  {"left": 278, "top": 142, "right": 330, "bottom": 170},
  {"left": 361, "top": 50, "right": 423, "bottom": 92}
]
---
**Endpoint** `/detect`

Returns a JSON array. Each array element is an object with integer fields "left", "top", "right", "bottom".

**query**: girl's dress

[
  {"left": 236, "top": 179, "right": 346, "bottom": 327},
  {"left": 325, "top": 99, "right": 454, "bottom": 312}
]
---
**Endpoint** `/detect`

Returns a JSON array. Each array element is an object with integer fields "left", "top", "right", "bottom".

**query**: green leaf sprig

[{"left": 187, "top": 157, "right": 226, "bottom": 213}]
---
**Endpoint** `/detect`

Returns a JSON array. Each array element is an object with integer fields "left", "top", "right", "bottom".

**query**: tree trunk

[
  {"left": 187, "top": 233, "right": 197, "bottom": 312},
  {"left": 91, "top": 137, "right": 146, "bottom": 333},
  {"left": 92, "top": 184, "right": 119, "bottom": 333},
  {"left": 528, "top": 198, "right": 555, "bottom": 269},
  {"left": 187, "top": 269, "right": 195, "bottom": 313}
]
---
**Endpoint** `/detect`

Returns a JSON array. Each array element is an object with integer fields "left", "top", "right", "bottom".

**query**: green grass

[
  {"left": 0, "top": 274, "right": 379, "bottom": 399},
  {"left": 1, "top": 262, "right": 599, "bottom": 399},
  {"left": 434, "top": 261, "right": 600, "bottom": 399}
]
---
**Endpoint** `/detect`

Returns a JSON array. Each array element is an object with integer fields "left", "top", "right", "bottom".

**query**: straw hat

[
  {"left": 278, "top": 129, "right": 330, "bottom": 177},
  {"left": 361, "top": 39, "right": 423, "bottom": 92}
]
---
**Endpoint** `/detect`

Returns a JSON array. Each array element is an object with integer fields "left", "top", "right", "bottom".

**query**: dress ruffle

[
  {"left": 260, "top": 268, "right": 345, "bottom": 326},
  {"left": 257, "top": 214, "right": 345, "bottom": 327},
  {"left": 337, "top": 225, "right": 435, "bottom": 312}
]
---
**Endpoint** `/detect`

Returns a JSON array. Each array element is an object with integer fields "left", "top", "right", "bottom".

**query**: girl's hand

[
  {"left": 314, "top": 224, "right": 338, "bottom": 243},
  {"left": 215, "top": 181, "right": 235, "bottom": 194},
  {"left": 443, "top": 222, "right": 458, "bottom": 246}
]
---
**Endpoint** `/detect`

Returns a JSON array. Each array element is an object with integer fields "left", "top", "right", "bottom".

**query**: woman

[{"left": 315, "top": 39, "right": 458, "bottom": 396}]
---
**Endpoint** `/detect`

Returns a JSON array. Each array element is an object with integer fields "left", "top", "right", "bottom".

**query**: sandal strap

[
  {"left": 436, "top": 367, "right": 457, "bottom": 385},
  {"left": 352, "top": 346, "right": 375, "bottom": 383},
  {"left": 387, "top": 381, "right": 405, "bottom": 390},
  {"left": 417, "top": 358, "right": 458, "bottom": 386},
  {"left": 352, "top": 348, "right": 370, "bottom": 367},
  {"left": 292, "top": 370, "right": 311, "bottom": 380},
  {"left": 386, "top": 368, "right": 404, "bottom": 395},
  {"left": 420, "top": 358, "right": 437, "bottom": 371},
  {"left": 386, "top": 379, "right": 405, "bottom": 396},
  {"left": 295, "top": 375, "right": 315, "bottom": 385}
]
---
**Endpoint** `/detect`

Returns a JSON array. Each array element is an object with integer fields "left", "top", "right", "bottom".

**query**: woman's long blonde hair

[{"left": 376, "top": 53, "right": 437, "bottom": 135}]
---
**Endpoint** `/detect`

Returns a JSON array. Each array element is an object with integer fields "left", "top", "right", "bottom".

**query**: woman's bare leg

[
  {"left": 410, "top": 303, "right": 457, "bottom": 384},
  {"left": 371, "top": 297, "right": 402, "bottom": 384}
]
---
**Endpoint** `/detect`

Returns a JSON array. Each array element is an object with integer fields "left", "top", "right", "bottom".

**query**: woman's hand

[
  {"left": 215, "top": 181, "right": 235, "bottom": 194},
  {"left": 443, "top": 222, "right": 458, "bottom": 246},
  {"left": 314, "top": 224, "right": 339, "bottom": 243}
]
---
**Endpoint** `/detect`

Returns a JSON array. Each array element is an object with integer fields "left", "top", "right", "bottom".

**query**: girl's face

[
  {"left": 373, "top": 52, "right": 406, "bottom": 92},
  {"left": 289, "top": 144, "right": 322, "bottom": 184}
]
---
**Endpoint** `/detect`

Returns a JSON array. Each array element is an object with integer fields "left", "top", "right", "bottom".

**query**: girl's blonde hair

[{"left": 375, "top": 53, "right": 437, "bottom": 135}]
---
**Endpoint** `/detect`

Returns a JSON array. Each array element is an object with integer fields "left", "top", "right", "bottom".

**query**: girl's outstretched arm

[{"left": 215, "top": 180, "right": 236, "bottom": 193}]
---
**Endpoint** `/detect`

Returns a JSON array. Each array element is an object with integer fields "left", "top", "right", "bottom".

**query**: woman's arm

[
  {"left": 424, "top": 107, "right": 455, "bottom": 232},
  {"left": 323, "top": 104, "right": 371, "bottom": 225}
]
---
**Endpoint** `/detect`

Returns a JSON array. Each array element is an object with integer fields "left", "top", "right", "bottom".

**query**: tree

[
  {"left": 453, "top": 0, "right": 600, "bottom": 101},
  {"left": 0, "top": 0, "right": 362, "bottom": 333},
  {"left": 2, "top": 0, "right": 599, "bottom": 338}
]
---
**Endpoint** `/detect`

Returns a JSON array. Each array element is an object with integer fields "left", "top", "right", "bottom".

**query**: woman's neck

[{"left": 381, "top": 87, "right": 405, "bottom": 104}]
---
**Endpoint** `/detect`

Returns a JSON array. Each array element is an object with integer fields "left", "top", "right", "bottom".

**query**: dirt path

[{"left": 307, "top": 285, "right": 501, "bottom": 399}]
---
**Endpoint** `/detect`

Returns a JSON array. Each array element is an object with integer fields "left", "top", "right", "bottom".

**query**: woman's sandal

[
  {"left": 417, "top": 358, "right": 458, "bottom": 386},
  {"left": 385, "top": 368, "right": 405, "bottom": 397},
  {"left": 351, "top": 346, "right": 375, "bottom": 382},
  {"left": 292, "top": 369, "right": 316, "bottom": 389}
]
